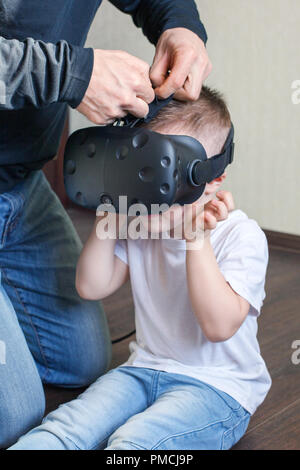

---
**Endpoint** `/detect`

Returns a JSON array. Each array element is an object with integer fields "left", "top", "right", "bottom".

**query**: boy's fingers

[
  {"left": 204, "top": 211, "right": 217, "bottom": 231},
  {"left": 209, "top": 200, "right": 228, "bottom": 221},
  {"left": 216, "top": 191, "right": 235, "bottom": 212},
  {"left": 185, "top": 202, "right": 204, "bottom": 221},
  {"left": 204, "top": 199, "right": 224, "bottom": 218}
]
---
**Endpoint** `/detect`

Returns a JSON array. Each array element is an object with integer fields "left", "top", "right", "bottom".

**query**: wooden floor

[{"left": 44, "top": 208, "right": 300, "bottom": 450}]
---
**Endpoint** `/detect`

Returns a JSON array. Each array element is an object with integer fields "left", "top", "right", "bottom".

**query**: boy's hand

[
  {"left": 204, "top": 191, "right": 235, "bottom": 231},
  {"left": 183, "top": 191, "right": 235, "bottom": 244}
]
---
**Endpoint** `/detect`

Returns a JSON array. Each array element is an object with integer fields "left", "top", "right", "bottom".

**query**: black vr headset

[{"left": 64, "top": 96, "right": 235, "bottom": 214}]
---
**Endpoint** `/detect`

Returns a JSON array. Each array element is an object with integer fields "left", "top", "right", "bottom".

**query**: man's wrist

[{"left": 159, "top": 23, "right": 207, "bottom": 46}]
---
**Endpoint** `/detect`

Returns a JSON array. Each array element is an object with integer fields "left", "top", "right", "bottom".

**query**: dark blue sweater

[{"left": 0, "top": 0, "right": 207, "bottom": 192}]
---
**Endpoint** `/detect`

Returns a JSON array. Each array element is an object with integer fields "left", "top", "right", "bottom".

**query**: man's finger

[
  {"left": 154, "top": 50, "right": 193, "bottom": 99},
  {"left": 150, "top": 53, "right": 169, "bottom": 88},
  {"left": 165, "top": 55, "right": 212, "bottom": 101},
  {"left": 134, "top": 76, "right": 156, "bottom": 104},
  {"left": 137, "top": 86, "right": 156, "bottom": 105},
  {"left": 174, "top": 75, "right": 203, "bottom": 102},
  {"left": 125, "top": 96, "right": 150, "bottom": 118},
  {"left": 174, "top": 63, "right": 204, "bottom": 101}
]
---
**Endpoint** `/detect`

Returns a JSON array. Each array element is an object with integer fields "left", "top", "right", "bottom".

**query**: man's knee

[
  {"left": 38, "top": 297, "right": 112, "bottom": 389},
  {"left": 72, "top": 302, "right": 112, "bottom": 387},
  {"left": 43, "top": 333, "right": 112, "bottom": 389},
  {"left": 0, "top": 388, "right": 45, "bottom": 449},
  {"left": 67, "top": 345, "right": 112, "bottom": 388}
]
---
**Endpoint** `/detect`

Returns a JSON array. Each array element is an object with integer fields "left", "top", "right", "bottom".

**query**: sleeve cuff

[
  {"left": 157, "top": 20, "right": 208, "bottom": 45},
  {"left": 221, "top": 274, "right": 263, "bottom": 316},
  {"left": 63, "top": 46, "right": 94, "bottom": 109},
  {"left": 114, "top": 241, "right": 128, "bottom": 265}
]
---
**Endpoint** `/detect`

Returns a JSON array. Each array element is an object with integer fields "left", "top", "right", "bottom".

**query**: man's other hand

[
  {"left": 77, "top": 49, "right": 155, "bottom": 125},
  {"left": 150, "top": 28, "right": 212, "bottom": 101}
]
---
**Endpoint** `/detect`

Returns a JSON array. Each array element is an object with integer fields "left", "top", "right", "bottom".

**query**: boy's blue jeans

[
  {"left": 0, "top": 171, "right": 112, "bottom": 449},
  {"left": 10, "top": 366, "right": 251, "bottom": 450}
]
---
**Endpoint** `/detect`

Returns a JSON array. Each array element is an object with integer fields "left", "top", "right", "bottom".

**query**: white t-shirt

[{"left": 114, "top": 210, "right": 271, "bottom": 415}]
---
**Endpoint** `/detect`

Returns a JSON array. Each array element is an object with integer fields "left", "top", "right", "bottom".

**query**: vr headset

[{"left": 64, "top": 96, "right": 235, "bottom": 214}]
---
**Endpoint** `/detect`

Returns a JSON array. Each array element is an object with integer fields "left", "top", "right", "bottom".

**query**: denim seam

[
  {"left": 54, "top": 434, "right": 107, "bottom": 451},
  {"left": 0, "top": 196, "right": 15, "bottom": 246},
  {"left": 1, "top": 213, "right": 13, "bottom": 247},
  {"left": 195, "top": 380, "right": 243, "bottom": 413},
  {"left": 1, "top": 268, "right": 51, "bottom": 381},
  {"left": 85, "top": 433, "right": 113, "bottom": 451},
  {"left": 90, "top": 437, "right": 108, "bottom": 451},
  {"left": 68, "top": 436, "right": 144, "bottom": 451},
  {"left": 221, "top": 413, "right": 250, "bottom": 450},
  {"left": 0, "top": 193, "right": 25, "bottom": 244},
  {"left": 110, "top": 440, "right": 147, "bottom": 451},
  {"left": 64, "top": 435, "right": 81, "bottom": 451},
  {"left": 1, "top": 192, "right": 25, "bottom": 217},
  {"left": 148, "top": 371, "right": 160, "bottom": 406},
  {"left": 151, "top": 412, "right": 234, "bottom": 450}
]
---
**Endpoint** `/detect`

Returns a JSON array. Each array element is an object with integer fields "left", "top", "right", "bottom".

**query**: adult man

[{"left": 0, "top": 0, "right": 211, "bottom": 448}]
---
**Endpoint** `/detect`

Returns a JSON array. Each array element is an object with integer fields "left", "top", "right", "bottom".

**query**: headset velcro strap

[
  {"left": 115, "top": 95, "right": 175, "bottom": 128},
  {"left": 192, "top": 125, "right": 235, "bottom": 186}
]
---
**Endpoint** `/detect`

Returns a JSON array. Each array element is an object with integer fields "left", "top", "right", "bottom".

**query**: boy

[{"left": 10, "top": 87, "right": 271, "bottom": 450}]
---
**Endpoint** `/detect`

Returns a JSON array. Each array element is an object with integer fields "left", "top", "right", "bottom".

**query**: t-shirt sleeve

[
  {"left": 114, "top": 239, "right": 128, "bottom": 265},
  {"left": 217, "top": 221, "right": 269, "bottom": 315}
]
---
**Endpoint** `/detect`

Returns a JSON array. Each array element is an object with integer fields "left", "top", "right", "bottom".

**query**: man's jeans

[
  {"left": 0, "top": 171, "right": 112, "bottom": 448},
  {"left": 10, "top": 366, "right": 251, "bottom": 450}
]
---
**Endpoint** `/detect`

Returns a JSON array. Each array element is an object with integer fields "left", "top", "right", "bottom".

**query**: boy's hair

[{"left": 144, "top": 86, "right": 231, "bottom": 156}]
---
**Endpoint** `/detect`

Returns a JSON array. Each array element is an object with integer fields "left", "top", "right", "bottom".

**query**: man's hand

[
  {"left": 183, "top": 191, "right": 235, "bottom": 243},
  {"left": 150, "top": 28, "right": 212, "bottom": 101},
  {"left": 77, "top": 49, "right": 155, "bottom": 125}
]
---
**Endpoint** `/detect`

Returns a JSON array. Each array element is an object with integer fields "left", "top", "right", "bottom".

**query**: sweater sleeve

[
  {"left": 108, "top": 0, "right": 208, "bottom": 45},
  {"left": 0, "top": 36, "right": 94, "bottom": 110}
]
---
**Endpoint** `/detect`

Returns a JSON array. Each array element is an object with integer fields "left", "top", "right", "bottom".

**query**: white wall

[{"left": 70, "top": 0, "right": 300, "bottom": 235}]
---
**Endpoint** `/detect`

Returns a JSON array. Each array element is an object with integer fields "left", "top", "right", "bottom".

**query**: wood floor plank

[{"left": 234, "top": 399, "right": 300, "bottom": 450}]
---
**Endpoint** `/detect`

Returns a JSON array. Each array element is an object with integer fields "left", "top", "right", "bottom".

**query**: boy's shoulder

[
  {"left": 210, "top": 209, "right": 267, "bottom": 250},
  {"left": 210, "top": 210, "right": 268, "bottom": 315}
]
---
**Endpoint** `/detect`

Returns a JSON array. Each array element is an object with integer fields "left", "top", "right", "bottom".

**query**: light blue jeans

[
  {"left": 0, "top": 171, "right": 112, "bottom": 449},
  {"left": 10, "top": 366, "right": 251, "bottom": 450}
]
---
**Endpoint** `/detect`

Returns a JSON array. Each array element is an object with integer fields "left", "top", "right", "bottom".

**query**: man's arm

[
  {"left": 108, "top": 0, "right": 207, "bottom": 45},
  {"left": 108, "top": 0, "right": 211, "bottom": 101},
  {"left": 0, "top": 36, "right": 93, "bottom": 110},
  {"left": 78, "top": 0, "right": 210, "bottom": 124}
]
